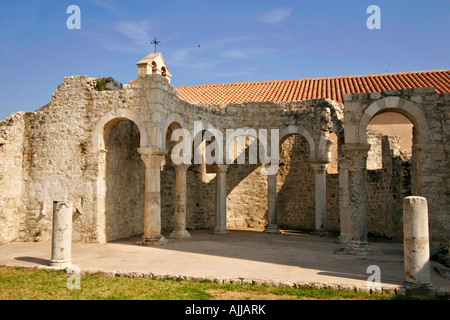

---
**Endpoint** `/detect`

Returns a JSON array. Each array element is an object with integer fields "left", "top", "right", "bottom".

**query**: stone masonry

[{"left": 0, "top": 52, "right": 448, "bottom": 254}]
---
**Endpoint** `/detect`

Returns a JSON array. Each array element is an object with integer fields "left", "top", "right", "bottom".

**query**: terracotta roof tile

[{"left": 174, "top": 70, "right": 450, "bottom": 105}]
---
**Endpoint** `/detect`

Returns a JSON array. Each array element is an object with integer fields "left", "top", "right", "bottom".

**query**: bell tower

[{"left": 136, "top": 52, "right": 172, "bottom": 83}]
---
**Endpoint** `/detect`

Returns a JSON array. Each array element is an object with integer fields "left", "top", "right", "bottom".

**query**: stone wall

[
  {"left": 18, "top": 76, "right": 101, "bottom": 243},
  {"left": 277, "top": 135, "right": 315, "bottom": 230},
  {"left": 367, "top": 128, "right": 411, "bottom": 170},
  {"left": 226, "top": 163, "right": 267, "bottom": 229},
  {"left": 326, "top": 173, "right": 340, "bottom": 232},
  {"left": 0, "top": 112, "right": 28, "bottom": 242},
  {"left": 366, "top": 136, "right": 411, "bottom": 241}
]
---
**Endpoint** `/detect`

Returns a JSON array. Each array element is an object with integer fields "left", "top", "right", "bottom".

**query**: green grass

[{"left": 0, "top": 265, "right": 409, "bottom": 300}]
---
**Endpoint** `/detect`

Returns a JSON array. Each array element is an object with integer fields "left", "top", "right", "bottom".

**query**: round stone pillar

[
  {"left": 264, "top": 172, "right": 281, "bottom": 234},
  {"left": 170, "top": 163, "right": 191, "bottom": 239},
  {"left": 50, "top": 201, "right": 73, "bottom": 268},
  {"left": 338, "top": 156, "right": 351, "bottom": 244},
  {"left": 213, "top": 164, "right": 229, "bottom": 234},
  {"left": 137, "top": 147, "right": 167, "bottom": 246},
  {"left": 310, "top": 161, "right": 328, "bottom": 233},
  {"left": 403, "top": 196, "right": 435, "bottom": 297}
]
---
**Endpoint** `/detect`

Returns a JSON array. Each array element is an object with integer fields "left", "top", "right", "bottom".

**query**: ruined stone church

[{"left": 0, "top": 52, "right": 449, "bottom": 254}]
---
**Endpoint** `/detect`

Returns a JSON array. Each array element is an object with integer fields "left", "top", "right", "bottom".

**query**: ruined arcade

[{"left": 0, "top": 52, "right": 449, "bottom": 259}]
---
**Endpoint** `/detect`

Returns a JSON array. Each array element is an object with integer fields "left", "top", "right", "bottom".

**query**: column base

[
  {"left": 137, "top": 235, "right": 167, "bottom": 246},
  {"left": 338, "top": 235, "right": 349, "bottom": 244},
  {"left": 263, "top": 224, "right": 281, "bottom": 234},
  {"left": 344, "top": 241, "right": 371, "bottom": 255},
  {"left": 169, "top": 230, "right": 191, "bottom": 239},
  {"left": 334, "top": 241, "right": 371, "bottom": 255},
  {"left": 311, "top": 230, "right": 333, "bottom": 237},
  {"left": 404, "top": 282, "right": 436, "bottom": 298},
  {"left": 210, "top": 228, "right": 229, "bottom": 234},
  {"left": 39, "top": 260, "right": 72, "bottom": 270}
]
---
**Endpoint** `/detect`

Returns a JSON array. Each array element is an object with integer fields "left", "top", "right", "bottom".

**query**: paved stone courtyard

[{"left": 1, "top": 228, "right": 449, "bottom": 296}]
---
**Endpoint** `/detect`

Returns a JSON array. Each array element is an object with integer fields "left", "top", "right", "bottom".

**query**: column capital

[
  {"left": 140, "top": 153, "right": 165, "bottom": 169},
  {"left": 138, "top": 146, "right": 168, "bottom": 156},
  {"left": 174, "top": 163, "right": 191, "bottom": 173},
  {"left": 309, "top": 158, "right": 328, "bottom": 172},
  {"left": 214, "top": 164, "right": 229, "bottom": 173},
  {"left": 310, "top": 162, "right": 327, "bottom": 174}
]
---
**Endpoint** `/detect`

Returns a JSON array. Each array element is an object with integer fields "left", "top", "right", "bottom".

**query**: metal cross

[{"left": 151, "top": 37, "right": 161, "bottom": 53}]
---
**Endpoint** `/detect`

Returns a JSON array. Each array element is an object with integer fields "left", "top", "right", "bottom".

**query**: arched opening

[
  {"left": 364, "top": 110, "right": 417, "bottom": 242},
  {"left": 226, "top": 134, "right": 267, "bottom": 230},
  {"left": 161, "top": 66, "right": 167, "bottom": 77},
  {"left": 187, "top": 129, "right": 217, "bottom": 229},
  {"left": 161, "top": 122, "right": 183, "bottom": 231},
  {"left": 366, "top": 112, "right": 413, "bottom": 170},
  {"left": 277, "top": 134, "right": 314, "bottom": 231},
  {"left": 151, "top": 61, "right": 157, "bottom": 74},
  {"left": 104, "top": 119, "right": 145, "bottom": 241}
]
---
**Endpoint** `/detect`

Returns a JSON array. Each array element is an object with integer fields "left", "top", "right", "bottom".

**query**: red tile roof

[{"left": 174, "top": 70, "right": 450, "bottom": 104}]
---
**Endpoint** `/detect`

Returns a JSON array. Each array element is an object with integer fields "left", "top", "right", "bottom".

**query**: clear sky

[{"left": 0, "top": 0, "right": 449, "bottom": 119}]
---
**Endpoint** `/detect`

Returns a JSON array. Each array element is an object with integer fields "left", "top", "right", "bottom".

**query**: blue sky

[{"left": 0, "top": 0, "right": 449, "bottom": 119}]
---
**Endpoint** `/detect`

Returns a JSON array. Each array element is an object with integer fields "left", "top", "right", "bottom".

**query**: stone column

[
  {"left": 50, "top": 201, "right": 73, "bottom": 268},
  {"left": 310, "top": 161, "right": 328, "bottom": 233},
  {"left": 170, "top": 163, "right": 191, "bottom": 239},
  {"left": 403, "top": 196, "right": 435, "bottom": 297},
  {"left": 338, "top": 156, "right": 350, "bottom": 244},
  {"left": 264, "top": 172, "right": 281, "bottom": 234},
  {"left": 137, "top": 148, "right": 167, "bottom": 246},
  {"left": 213, "top": 164, "right": 229, "bottom": 234},
  {"left": 342, "top": 144, "right": 371, "bottom": 255}
]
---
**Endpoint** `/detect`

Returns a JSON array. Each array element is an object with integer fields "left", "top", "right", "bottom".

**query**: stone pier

[
  {"left": 342, "top": 144, "right": 371, "bottom": 255},
  {"left": 403, "top": 196, "right": 435, "bottom": 297}
]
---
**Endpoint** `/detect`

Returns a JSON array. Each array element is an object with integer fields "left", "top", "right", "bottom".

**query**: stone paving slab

[{"left": 0, "top": 229, "right": 449, "bottom": 296}]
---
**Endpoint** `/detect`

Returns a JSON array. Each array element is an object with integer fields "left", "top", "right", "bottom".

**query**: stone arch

[
  {"left": 161, "top": 114, "right": 188, "bottom": 150},
  {"left": 279, "top": 125, "right": 316, "bottom": 159},
  {"left": 355, "top": 96, "right": 432, "bottom": 243},
  {"left": 277, "top": 129, "right": 315, "bottom": 231},
  {"left": 225, "top": 129, "right": 270, "bottom": 230},
  {"left": 92, "top": 108, "right": 148, "bottom": 153},
  {"left": 160, "top": 120, "right": 187, "bottom": 233},
  {"left": 104, "top": 120, "right": 144, "bottom": 242},
  {"left": 92, "top": 109, "right": 148, "bottom": 243},
  {"left": 358, "top": 97, "right": 431, "bottom": 146},
  {"left": 225, "top": 127, "right": 266, "bottom": 165},
  {"left": 358, "top": 96, "right": 431, "bottom": 197}
]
